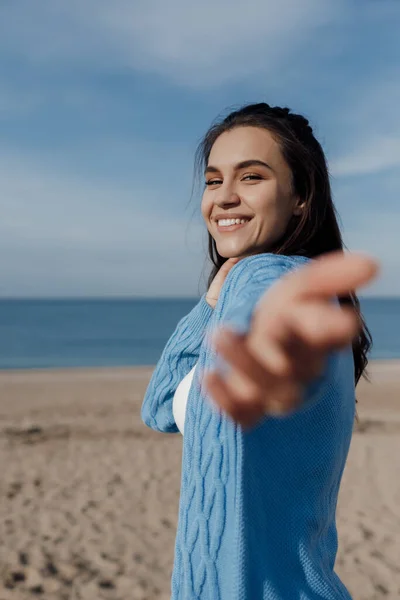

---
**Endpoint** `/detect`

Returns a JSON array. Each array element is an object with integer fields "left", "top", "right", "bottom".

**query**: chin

[
  {"left": 216, "top": 244, "right": 253, "bottom": 259},
  {"left": 218, "top": 251, "right": 237, "bottom": 259},
  {"left": 216, "top": 248, "right": 241, "bottom": 259}
]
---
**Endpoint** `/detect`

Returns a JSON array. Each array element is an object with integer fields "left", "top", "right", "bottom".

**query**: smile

[{"left": 216, "top": 218, "right": 252, "bottom": 233}]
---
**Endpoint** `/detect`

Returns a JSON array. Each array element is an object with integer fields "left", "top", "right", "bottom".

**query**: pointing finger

[{"left": 268, "top": 252, "right": 379, "bottom": 304}]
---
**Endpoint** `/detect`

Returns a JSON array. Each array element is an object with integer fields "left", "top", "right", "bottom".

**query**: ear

[{"left": 293, "top": 197, "right": 305, "bottom": 216}]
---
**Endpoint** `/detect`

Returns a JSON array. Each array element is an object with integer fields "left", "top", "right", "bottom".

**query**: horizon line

[{"left": 0, "top": 294, "right": 398, "bottom": 301}]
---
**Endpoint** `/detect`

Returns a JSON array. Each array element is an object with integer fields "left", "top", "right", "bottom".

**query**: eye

[
  {"left": 205, "top": 179, "right": 222, "bottom": 186},
  {"left": 242, "top": 174, "right": 262, "bottom": 181},
  {"left": 204, "top": 174, "right": 262, "bottom": 186}
]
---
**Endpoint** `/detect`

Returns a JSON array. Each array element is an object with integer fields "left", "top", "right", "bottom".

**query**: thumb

[
  {"left": 207, "top": 257, "right": 242, "bottom": 304},
  {"left": 216, "top": 257, "right": 241, "bottom": 280},
  {"left": 222, "top": 256, "right": 241, "bottom": 271}
]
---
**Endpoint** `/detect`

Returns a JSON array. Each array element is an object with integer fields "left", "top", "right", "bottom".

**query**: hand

[
  {"left": 205, "top": 257, "right": 241, "bottom": 308},
  {"left": 202, "top": 252, "right": 379, "bottom": 429}
]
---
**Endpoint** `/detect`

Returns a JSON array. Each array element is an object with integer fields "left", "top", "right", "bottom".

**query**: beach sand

[{"left": 0, "top": 361, "right": 399, "bottom": 599}]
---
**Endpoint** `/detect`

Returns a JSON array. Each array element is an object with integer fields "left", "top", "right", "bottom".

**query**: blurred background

[{"left": 0, "top": 2, "right": 399, "bottom": 599}]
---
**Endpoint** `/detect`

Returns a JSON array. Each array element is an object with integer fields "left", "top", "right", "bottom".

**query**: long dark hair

[{"left": 195, "top": 102, "right": 372, "bottom": 387}]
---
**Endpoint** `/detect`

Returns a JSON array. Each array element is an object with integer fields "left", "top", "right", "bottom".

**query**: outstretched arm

[{"left": 203, "top": 252, "right": 378, "bottom": 429}]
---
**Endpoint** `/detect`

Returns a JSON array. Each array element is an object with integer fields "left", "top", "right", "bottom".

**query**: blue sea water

[{"left": 0, "top": 297, "right": 398, "bottom": 370}]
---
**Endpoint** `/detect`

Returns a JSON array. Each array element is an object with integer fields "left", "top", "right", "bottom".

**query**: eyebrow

[{"left": 204, "top": 159, "right": 274, "bottom": 176}]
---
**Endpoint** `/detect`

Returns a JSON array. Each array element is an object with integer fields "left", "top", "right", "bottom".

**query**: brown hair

[{"left": 195, "top": 102, "right": 372, "bottom": 386}]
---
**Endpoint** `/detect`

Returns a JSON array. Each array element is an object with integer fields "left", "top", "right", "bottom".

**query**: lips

[{"left": 213, "top": 214, "right": 253, "bottom": 222}]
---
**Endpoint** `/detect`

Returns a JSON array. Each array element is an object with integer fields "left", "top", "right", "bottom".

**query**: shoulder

[
  {"left": 217, "top": 254, "right": 312, "bottom": 333},
  {"left": 224, "top": 253, "right": 311, "bottom": 293}
]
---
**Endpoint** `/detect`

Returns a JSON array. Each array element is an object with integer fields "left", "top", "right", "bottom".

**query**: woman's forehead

[{"left": 208, "top": 127, "right": 287, "bottom": 172}]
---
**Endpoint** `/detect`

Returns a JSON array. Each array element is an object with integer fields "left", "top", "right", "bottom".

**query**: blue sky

[{"left": 0, "top": 0, "right": 399, "bottom": 298}]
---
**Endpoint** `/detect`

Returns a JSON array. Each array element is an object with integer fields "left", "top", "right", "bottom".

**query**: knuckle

[{"left": 235, "top": 378, "right": 262, "bottom": 403}]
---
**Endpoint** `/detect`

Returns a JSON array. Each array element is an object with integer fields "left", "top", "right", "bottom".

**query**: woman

[{"left": 141, "top": 103, "right": 378, "bottom": 599}]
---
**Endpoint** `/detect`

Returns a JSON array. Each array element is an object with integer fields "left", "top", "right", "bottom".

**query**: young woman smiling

[{"left": 142, "top": 103, "right": 378, "bottom": 599}]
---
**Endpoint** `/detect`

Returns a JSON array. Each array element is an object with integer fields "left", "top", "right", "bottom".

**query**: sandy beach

[{"left": 0, "top": 361, "right": 399, "bottom": 600}]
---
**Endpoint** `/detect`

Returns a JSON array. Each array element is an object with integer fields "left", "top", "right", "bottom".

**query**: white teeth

[{"left": 218, "top": 218, "right": 250, "bottom": 227}]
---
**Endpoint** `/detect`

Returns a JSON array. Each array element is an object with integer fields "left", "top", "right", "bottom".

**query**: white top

[{"left": 173, "top": 364, "right": 197, "bottom": 435}]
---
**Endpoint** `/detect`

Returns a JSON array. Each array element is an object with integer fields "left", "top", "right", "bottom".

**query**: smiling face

[{"left": 201, "top": 126, "right": 303, "bottom": 259}]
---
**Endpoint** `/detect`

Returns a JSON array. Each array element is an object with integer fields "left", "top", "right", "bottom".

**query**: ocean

[{"left": 0, "top": 297, "right": 399, "bottom": 370}]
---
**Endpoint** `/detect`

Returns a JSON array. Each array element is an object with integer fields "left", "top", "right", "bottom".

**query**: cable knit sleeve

[
  {"left": 141, "top": 293, "right": 213, "bottom": 433},
  {"left": 217, "top": 253, "right": 310, "bottom": 346}
]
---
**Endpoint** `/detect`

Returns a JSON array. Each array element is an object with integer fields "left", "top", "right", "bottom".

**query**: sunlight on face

[{"left": 201, "top": 126, "right": 302, "bottom": 258}]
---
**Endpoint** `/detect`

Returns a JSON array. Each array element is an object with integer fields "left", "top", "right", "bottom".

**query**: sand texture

[{"left": 0, "top": 362, "right": 399, "bottom": 599}]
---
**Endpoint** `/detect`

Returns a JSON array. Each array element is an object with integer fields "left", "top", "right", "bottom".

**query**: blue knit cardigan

[{"left": 141, "top": 253, "right": 355, "bottom": 600}]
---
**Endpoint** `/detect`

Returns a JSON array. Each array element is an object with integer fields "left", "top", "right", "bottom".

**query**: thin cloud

[
  {"left": 0, "top": 0, "right": 343, "bottom": 88},
  {"left": 0, "top": 154, "right": 207, "bottom": 297},
  {"left": 0, "top": 86, "right": 42, "bottom": 115},
  {"left": 330, "top": 136, "right": 400, "bottom": 177},
  {"left": 343, "top": 211, "right": 400, "bottom": 297},
  {"left": 328, "top": 72, "right": 400, "bottom": 177}
]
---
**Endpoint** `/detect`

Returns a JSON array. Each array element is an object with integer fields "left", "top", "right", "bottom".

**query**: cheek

[
  {"left": 247, "top": 182, "right": 279, "bottom": 215},
  {"left": 201, "top": 193, "right": 212, "bottom": 219},
  {"left": 254, "top": 182, "right": 292, "bottom": 220}
]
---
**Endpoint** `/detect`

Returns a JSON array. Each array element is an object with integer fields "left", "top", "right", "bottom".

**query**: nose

[{"left": 214, "top": 190, "right": 241, "bottom": 208}]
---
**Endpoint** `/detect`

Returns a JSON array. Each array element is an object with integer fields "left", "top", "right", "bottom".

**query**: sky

[{"left": 0, "top": 0, "right": 399, "bottom": 298}]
